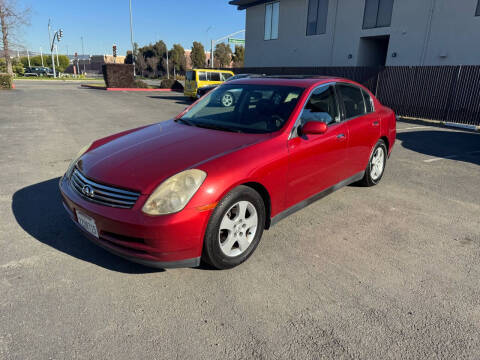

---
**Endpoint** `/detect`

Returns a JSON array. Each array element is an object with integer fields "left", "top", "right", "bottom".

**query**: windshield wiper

[
  {"left": 194, "top": 123, "right": 243, "bottom": 133},
  {"left": 175, "top": 118, "right": 197, "bottom": 127}
]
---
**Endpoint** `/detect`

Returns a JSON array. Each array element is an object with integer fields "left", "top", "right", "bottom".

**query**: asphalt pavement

[{"left": 1, "top": 80, "right": 479, "bottom": 359}]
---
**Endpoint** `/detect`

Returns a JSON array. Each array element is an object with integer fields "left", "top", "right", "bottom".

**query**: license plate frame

[{"left": 76, "top": 210, "right": 99, "bottom": 238}]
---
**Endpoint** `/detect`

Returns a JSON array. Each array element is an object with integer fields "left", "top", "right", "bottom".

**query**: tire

[
  {"left": 202, "top": 185, "right": 266, "bottom": 269},
  {"left": 221, "top": 92, "right": 235, "bottom": 107},
  {"left": 358, "top": 139, "right": 387, "bottom": 187}
]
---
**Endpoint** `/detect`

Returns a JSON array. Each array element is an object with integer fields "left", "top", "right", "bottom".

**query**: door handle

[
  {"left": 337, "top": 133, "right": 346, "bottom": 139},
  {"left": 372, "top": 121, "right": 380, "bottom": 127}
]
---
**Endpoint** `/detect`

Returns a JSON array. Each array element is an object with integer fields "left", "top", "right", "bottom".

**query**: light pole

[
  {"left": 48, "top": 19, "right": 56, "bottom": 77},
  {"left": 166, "top": 43, "right": 169, "bottom": 79},
  {"left": 129, "top": 0, "right": 136, "bottom": 77},
  {"left": 210, "top": 29, "right": 245, "bottom": 68},
  {"left": 81, "top": 36, "right": 85, "bottom": 74},
  {"left": 40, "top": 47, "right": 44, "bottom": 67},
  {"left": 27, "top": 49, "right": 31, "bottom": 67},
  {"left": 55, "top": 44, "right": 59, "bottom": 67}
]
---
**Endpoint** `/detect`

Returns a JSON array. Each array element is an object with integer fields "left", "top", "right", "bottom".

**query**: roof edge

[{"left": 229, "top": 0, "right": 270, "bottom": 10}]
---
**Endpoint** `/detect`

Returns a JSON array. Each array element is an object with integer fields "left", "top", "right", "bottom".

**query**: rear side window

[
  {"left": 209, "top": 72, "right": 221, "bottom": 81},
  {"left": 362, "top": 89, "right": 374, "bottom": 113},
  {"left": 198, "top": 72, "right": 207, "bottom": 81},
  {"left": 337, "top": 85, "right": 366, "bottom": 119},
  {"left": 186, "top": 71, "right": 196, "bottom": 81}
]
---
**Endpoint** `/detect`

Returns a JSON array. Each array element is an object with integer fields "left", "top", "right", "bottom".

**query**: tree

[
  {"left": 20, "top": 54, "right": 69, "bottom": 72},
  {"left": 0, "top": 0, "right": 30, "bottom": 75},
  {"left": 214, "top": 43, "right": 232, "bottom": 68},
  {"left": 169, "top": 44, "right": 186, "bottom": 75},
  {"left": 190, "top": 41, "right": 206, "bottom": 69},
  {"left": 232, "top": 45, "right": 245, "bottom": 67}
]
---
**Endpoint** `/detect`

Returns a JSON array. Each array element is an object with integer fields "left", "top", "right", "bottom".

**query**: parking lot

[{"left": 1, "top": 80, "right": 479, "bottom": 359}]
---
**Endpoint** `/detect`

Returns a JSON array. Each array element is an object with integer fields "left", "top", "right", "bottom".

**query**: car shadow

[
  {"left": 11, "top": 178, "right": 161, "bottom": 274},
  {"left": 147, "top": 95, "right": 193, "bottom": 105},
  {"left": 397, "top": 129, "right": 480, "bottom": 166}
]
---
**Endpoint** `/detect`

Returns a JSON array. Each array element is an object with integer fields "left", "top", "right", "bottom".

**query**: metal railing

[{"left": 226, "top": 66, "right": 480, "bottom": 126}]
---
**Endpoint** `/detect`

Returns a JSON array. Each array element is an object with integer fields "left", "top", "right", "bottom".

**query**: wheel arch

[
  {"left": 241, "top": 182, "right": 272, "bottom": 230},
  {"left": 380, "top": 135, "right": 390, "bottom": 153}
]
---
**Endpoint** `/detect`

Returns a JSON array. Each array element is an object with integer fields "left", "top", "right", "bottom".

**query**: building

[
  {"left": 90, "top": 55, "right": 126, "bottom": 64},
  {"left": 229, "top": 0, "right": 480, "bottom": 67}
]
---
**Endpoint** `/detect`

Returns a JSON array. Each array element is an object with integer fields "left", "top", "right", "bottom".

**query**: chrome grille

[{"left": 70, "top": 169, "right": 140, "bottom": 209}]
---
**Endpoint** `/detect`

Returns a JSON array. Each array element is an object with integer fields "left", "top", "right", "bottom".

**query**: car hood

[{"left": 77, "top": 120, "right": 268, "bottom": 194}]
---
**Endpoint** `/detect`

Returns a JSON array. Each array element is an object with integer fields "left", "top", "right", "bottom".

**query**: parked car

[
  {"left": 23, "top": 67, "right": 50, "bottom": 77},
  {"left": 60, "top": 76, "right": 396, "bottom": 269},
  {"left": 195, "top": 73, "right": 263, "bottom": 103},
  {"left": 184, "top": 69, "right": 234, "bottom": 99}
]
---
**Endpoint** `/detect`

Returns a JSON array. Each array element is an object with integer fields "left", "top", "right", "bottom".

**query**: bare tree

[{"left": 0, "top": 0, "right": 30, "bottom": 74}]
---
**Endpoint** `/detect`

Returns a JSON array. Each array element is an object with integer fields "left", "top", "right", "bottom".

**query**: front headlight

[
  {"left": 65, "top": 141, "right": 93, "bottom": 177},
  {"left": 142, "top": 169, "right": 207, "bottom": 215}
]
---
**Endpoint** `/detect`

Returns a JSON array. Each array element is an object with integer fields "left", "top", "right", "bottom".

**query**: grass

[{"left": 15, "top": 76, "right": 103, "bottom": 81}]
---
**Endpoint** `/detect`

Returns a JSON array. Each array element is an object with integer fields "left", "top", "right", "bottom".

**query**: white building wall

[{"left": 242, "top": 0, "right": 480, "bottom": 67}]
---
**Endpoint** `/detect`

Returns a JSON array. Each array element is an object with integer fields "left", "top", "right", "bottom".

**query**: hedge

[
  {"left": 0, "top": 73, "right": 13, "bottom": 89},
  {"left": 160, "top": 78, "right": 184, "bottom": 91},
  {"left": 102, "top": 64, "right": 136, "bottom": 88}
]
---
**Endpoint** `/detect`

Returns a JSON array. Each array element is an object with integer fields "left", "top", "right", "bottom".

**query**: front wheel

[
  {"left": 202, "top": 186, "right": 265, "bottom": 269},
  {"left": 358, "top": 139, "right": 387, "bottom": 186}
]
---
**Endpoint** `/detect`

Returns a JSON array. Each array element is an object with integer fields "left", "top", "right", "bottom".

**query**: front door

[{"left": 286, "top": 85, "right": 349, "bottom": 208}]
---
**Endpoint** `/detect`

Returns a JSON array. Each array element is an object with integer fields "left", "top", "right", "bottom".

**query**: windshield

[{"left": 179, "top": 84, "right": 304, "bottom": 133}]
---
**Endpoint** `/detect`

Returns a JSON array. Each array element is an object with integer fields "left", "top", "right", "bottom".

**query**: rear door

[
  {"left": 286, "top": 84, "right": 349, "bottom": 208},
  {"left": 336, "top": 84, "right": 380, "bottom": 174}
]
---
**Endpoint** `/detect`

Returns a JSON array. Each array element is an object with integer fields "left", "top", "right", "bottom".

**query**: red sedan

[{"left": 60, "top": 77, "right": 396, "bottom": 269}]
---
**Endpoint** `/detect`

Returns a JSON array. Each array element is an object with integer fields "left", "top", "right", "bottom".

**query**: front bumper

[{"left": 59, "top": 175, "right": 211, "bottom": 268}]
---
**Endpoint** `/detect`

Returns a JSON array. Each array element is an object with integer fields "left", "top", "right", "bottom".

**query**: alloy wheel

[
  {"left": 218, "top": 200, "right": 258, "bottom": 257},
  {"left": 370, "top": 147, "right": 385, "bottom": 181}
]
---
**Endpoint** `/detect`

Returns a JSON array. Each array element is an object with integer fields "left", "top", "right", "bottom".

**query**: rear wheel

[
  {"left": 358, "top": 139, "right": 387, "bottom": 187},
  {"left": 202, "top": 186, "right": 265, "bottom": 269}
]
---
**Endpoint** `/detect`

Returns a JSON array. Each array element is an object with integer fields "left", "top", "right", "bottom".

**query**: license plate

[{"left": 76, "top": 210, "right": 99, "bottom": 238}]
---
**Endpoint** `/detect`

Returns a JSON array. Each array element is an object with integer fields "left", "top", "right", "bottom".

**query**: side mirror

[{"left": 301, "top": 121, "right": 328, "bottom": 135}]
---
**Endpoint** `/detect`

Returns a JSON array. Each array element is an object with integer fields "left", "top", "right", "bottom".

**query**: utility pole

[
  {"left": 48, "top": 19, "right": 56, "bottom": 77},
  {"left": 129, "top": 0, "right": 136, "bottom": 77},
  {"left": 27, "top": 49, "right": 30, "bottom": 67},
  {"left": 40, "top": 47, "right": 44, "bottom": 66}
]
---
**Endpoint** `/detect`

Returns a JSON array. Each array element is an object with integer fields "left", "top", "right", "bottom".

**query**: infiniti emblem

[{"left": 82, "top": 185, "right": 95, "bottom": 198}]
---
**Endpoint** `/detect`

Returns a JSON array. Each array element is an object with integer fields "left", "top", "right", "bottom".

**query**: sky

[{"left": 21, "top": 0, "right": 245, "bottom": 56}]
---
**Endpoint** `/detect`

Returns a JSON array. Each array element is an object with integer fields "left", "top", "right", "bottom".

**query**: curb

[
  {"left": 106, "top": 88, "right": 177, "bottom": 92},
  {"left": 80, "top": 84, "right": 179, "bottom": 92},
  {"left": 399, "top": 116, "right": 479, "bottom": 132}
]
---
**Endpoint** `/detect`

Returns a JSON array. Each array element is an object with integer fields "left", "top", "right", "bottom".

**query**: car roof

[
  {"left": 226, "top": 75, "right": 354, "bottom": 88},
  {"left": 192, "top": 69, "right": 234, "bottom": 73}
]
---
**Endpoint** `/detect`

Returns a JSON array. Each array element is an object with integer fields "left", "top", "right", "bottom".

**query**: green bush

[
  {"left": 135, "top": 79, "right": 149, "bottom": 88},
  {"left": 160, "top": 78, "right": 184, "bottom": 91},
  {"left": 0, "top": 73, "right": 13, "bottom": 89}
]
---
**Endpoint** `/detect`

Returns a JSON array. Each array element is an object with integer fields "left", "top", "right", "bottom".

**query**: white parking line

[
  {"left": 424, "top": 155, "right": 458, "bottom": 163},
  {"left": 397, "top": 126, "right": 430, "bottom": 131}
]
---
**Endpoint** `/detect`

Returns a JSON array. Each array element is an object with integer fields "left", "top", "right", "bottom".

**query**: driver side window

[{"left": 300, "top": 85, "right": 340, "bottom": 126}]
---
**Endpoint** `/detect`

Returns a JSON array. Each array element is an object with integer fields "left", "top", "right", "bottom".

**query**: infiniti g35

[{"left": 59, "top": 77, "right": 396, "bottom": 269}]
